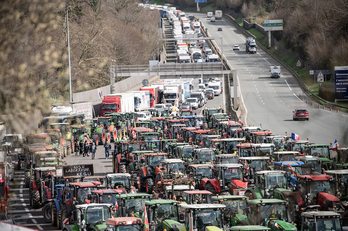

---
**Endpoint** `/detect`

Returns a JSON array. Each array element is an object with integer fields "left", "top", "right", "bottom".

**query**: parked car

[
  {"left": 293, "top": 109, "right": 309, "bottom": 121},
  {"left": 233, "top": 45, "right": 240, "bottom": 50},
  {"left": 186, "top": 98, "right": 199, "bottom": 110}
]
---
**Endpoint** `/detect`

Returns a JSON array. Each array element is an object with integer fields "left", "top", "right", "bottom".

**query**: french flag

[
  {"left": 332, "top": 139, "right": 339, "bottom": 151},
  {"left": 291, "top": 133, "right": 300, "bottom": 141}
]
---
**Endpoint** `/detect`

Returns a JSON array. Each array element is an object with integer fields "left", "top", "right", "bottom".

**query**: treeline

[
  {"left": 0, "top": 0, "right": 160, "bottom": 133},
  {"left": 166, "top": 0, "right": 348, "bottom": 70}
]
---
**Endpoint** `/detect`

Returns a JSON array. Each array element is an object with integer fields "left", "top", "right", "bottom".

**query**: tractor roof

[
  {"left": 301, "top": 211, "right": 341, "bottom": 219},
  {"left": 180, "top": 204, "right": 226, "bottom": 209},
  {"left": 181, "top": 127, "right": 199, "bottom": 131},
  {"left": 192, "top": 130, "right": 210, "bottom": 134},
  {"left": 251, "top": 143, "right": 275, "bottom": 148},
  {"left": 106, "top": 217, "right": 143, "bottom": 226},
  {"left": 248, "top": 199, "right": 286, "bottom": 205},
  {"left": 145, "top": 199, "right": 177, "bottom": 206},
  {"left": 239, "top": 157, "right": 269, "bottom": 160},
  {"left": 304, "top": 144, "right": 329, "bottom": 148},
  {"left": 165, "top": 185, "right": 194, "bottom": 191},
  {"left": 255, "top": 170, "right": 286, "bottom": 175},
  {"left": 215, "top": 163, "right": 243, "bottom": 168},
  {"left": 141, "top": 132, "right": 160, "bottom": 135},
  {"left": 161, "top": 139, "right": 178, "bottom": 142},
  {"left": 131, "top": 151, "right": 154, "bottom": 154},
  {"left": 33, "top": 151, "right": 58, "bottom": 155},
  {"left": 183, "top": 190, "right": 212, "bottom": 195},
  {"left": 144, "top": 153, "right": 167, "bottom": 156},
  {"left": 212, "top": 138, "right": 245, "bottom": 142},
  {"left": 161, "top": 159, "right": 184, "bottom": 164},
  {"left": 211, "top": 195, "right": 248, "bottom": 200},
  {"left": 107, "top": 173, "right": 131, "bottom": 178},
  {"left": 237, "top": 143, "right": 253, "bottom": 148},
  {"left": 76, "top": 203, "right": 112, "bottom": 209},
  {"left": 216, "top": 154, "right": 238, "bottom": 158},
  {"left": 71, "top": 124, "right": 86, "bottom": 127},
  {"left": 230, "top": 225, "right": 271, "bottom": 231},
  {"left": 297, "top": 174, "right": 333, "bottom": 181},
  {"left": 295, "top": 155, "right": 320, "bottom": 161},
  {"left": 273, "top": 161, "right": 305, "bottom": 167},
  {"left": 117, "top": 193, "right": 152, "bottom": 199},
  {"left": 273, "top": 151, "right": 300, "bottom": 155},
  {"left": 92, "top": 189, "right": 126, "bottom": 195},
  {"left": 325, "top": 169, "right": 348, "bottom": 175},
  {"left": 188, "top": 164, "right": 214, "bottom": 169},
  {"left": 250, "top": 131, "right": 272, "bottom": 135},
  {"left": 69, "top": 182, "right": 101, "bottom": 187}
]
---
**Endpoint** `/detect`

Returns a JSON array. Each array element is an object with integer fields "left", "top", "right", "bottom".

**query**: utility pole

[
  {"left": 67, "top": 6, "right": 73, "bottom": 104},
  {"left": 110, "top": 59, "right": 116, "bottom": 94}
]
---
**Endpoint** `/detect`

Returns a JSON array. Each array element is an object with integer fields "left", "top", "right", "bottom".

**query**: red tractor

[
  {"left": 186, "top": 164, "right": 221, "bottom": 194},
  {"left": 286, "top": 174, "right": 347, "bottom": 225}
]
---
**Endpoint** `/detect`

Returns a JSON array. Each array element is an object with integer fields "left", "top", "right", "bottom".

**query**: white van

[{"left": 207, "top": 81, "right": 221, "bottom": 96}]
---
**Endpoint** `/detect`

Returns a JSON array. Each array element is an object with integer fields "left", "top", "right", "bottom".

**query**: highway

[{"left": 192, "top": 13, "right": 348, "bottom": 146}]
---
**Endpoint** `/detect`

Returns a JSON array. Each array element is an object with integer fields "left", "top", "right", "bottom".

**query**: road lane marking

[
  {"left": 285, "top": 80, "right": 292, "bottom": 91},
  {"left": 293, "top": 93, "right": 301, "bottom": 101}
]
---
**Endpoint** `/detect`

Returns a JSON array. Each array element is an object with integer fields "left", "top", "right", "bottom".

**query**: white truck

[
  {"left": 207, "top": 12, "right": 213, "bottom": 18},
  {"left": 163, "top": 85, "right": 181, "bottom": 107},
  {"left": 270, "top": 65, "right": 281, "bottom": 78},
  {"left": 132, "top": 91, "right": 150, "bottom": 111},
  {"left": 51, "top": 102, "right": 94, "bottom": 120},
  {"left": 215, "top": 10, "right": 222, "bottom": 20},
  {"left": 192, "top": 21, "right": 200, "bottom": 33}
]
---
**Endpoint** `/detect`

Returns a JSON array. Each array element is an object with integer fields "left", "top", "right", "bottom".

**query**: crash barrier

[{"left": 224, "top": 14, "right": 348, "bottom": 112}]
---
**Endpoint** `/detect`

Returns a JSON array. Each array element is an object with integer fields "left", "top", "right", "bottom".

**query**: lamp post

[
  {"left": 110, "top": 59, "right": 116, "bottom": 94},
  {"left": 67, "top": 6, "right": 73, "bottom": 104}
]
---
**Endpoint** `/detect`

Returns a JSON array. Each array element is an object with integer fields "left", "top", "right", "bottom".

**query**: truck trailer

[
  {"left": 215, "top": 10, "right": 222, "bottom": 20},
  {"left": 132, "top": 91, "right": 150, "bottom": 111},
  {"left": 140, "top": 86, "right": 160, "bottom": 108},
  {"left": 100, "top": 92, "right": 135, "bottom": 116}
]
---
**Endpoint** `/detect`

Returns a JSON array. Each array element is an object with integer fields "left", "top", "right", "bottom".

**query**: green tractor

[
  {"left": 334, "top": 148, "right": 348, "bottom": 169},
  {"left": 180, "top": 204, "right": 226, "bottom": 231},
  {"left": 61, "top": 203, "right": 112, "bottom": 231},
  {"left": 145, "top": 199, "right": 186, "bottom": 231},
  {"left": 245, "top": 170, "right": 289, "bottom": 200},
  {"left": 304, "top": 144, "right": 335, "bottom": 170},
  {"left": 235, "top": 199, "right": 296, "bottom": 231},
  {"left": 116, "top": 193, "right": 152, "bottom": 218},
  {"left": 230, "top": 226, "right": 270, "bottom": 231}
]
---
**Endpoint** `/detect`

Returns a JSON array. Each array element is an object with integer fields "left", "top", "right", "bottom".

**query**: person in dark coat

[{"left": 91, "top": 142, "right": 97, "bottom": 159}]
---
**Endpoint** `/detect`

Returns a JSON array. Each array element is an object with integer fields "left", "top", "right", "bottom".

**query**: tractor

[
  {"left": 242, "top": 127, "right": 262, "bottom": 142},
  {"left": 266, "top": 135, "right": 287, "bottom": 151},
  {"left": 176, "top": 144, "right": 196, "bottom": 165},
  {"left": 180, "top": 204, "right": 226, "bottom": 231},
  {"left": 163, "top": 185, "right": 195, "bottom": 201},
  {"left": 194, "top": 148, "right": 218, "bottom": 164},
  {"left": 61, "top": 203, "right": 113, "bottom": 231},
  {"left": 251, "top": 143, "right": 275, "bottom": 157},
  {"left": 272, "top": 151, "right": 300, "bottom": 162},
  {"left": 115, "top": 193, "right": 152, "bottom": 217},
  {"left": 215, "top": 154, "right": 239, "bottom": 164},
  {"left": 201, "top": 135, "right": 220, "bottom": 148},
  {"left": 211, "top": 195, "right": 249, "bottom": 227},
  {"left": 295, "top": 155, "right": 323, "bottom": 174},
  {"left": 250, "top": 131, "right": 272, "bottom": 144},
  {"left": 167, "top": 142, "right": 189, "bottom": 158},
  {"left": 180, "top": 127, "right": 199, "bottom": 143},
  {"left": 304, "top": 144, "right": 335, "bottom": 170},
  {"left": 145, "top": 199, "right": 186, "bottom": 231},
  {"left": 91, "top": 117, "right": 114, "bottom": 145},
  {"left": 186, "top": 164, "right": 220, "bottom": 195},
  {"left": 334, "top": 147, "right": 348, "bottom": 169},
  {"left": 285, "top": 139, "right": 310, "bottom": 154},
  {"left": 138, "top": 153, "right": 168, "bottom": 193},
  {"left": 215, "top": 164, "right": 248, "bottom": 195},
  {"left": 234, "top": 199, "right": 296, "bottom": 231},
  {"left": 238, "top": 156, "right": 273, "bottom": 183},
  {"left": 300, "top": 211, "right": 342, "bottom": 231},
  {"left": 285, "top": 174, "right": 346, "bottom": 225},
  {"left": 325, "top": 169, "right": 348, "bottom": 201},
  {"left": 105, "top": 173, "right": 136, "bottom": 193},
  {"left": 220, "top": 120, "right": 243, "bottom": 138},
  {"left": 191, "top": 130, "right": 211, "bottom": 146},
  {"left": 237, "top": 143, "right": 254, "bottom": 157},
  {"left": 210, "top": 138, "right": 245, "bottom": 154},
  {"left": 106, "top": 217, "right": 143, "bottom": 231},
  {"left": 244, "top": 170, "right": 289, "bottom": 200}
]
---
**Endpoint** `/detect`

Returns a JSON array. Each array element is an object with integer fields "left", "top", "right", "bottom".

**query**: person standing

[
  {"left": 83, "top": 140, "right": 89, "bottom": 157},
  {"left": 104, "top": 141, "right": 111, "bottom": 159},
  {"left": 91, "top": 142, "right": 97, "bottom": 160},
  {"left": 75, "top": 140, "right": 79, "bottom": 155}
]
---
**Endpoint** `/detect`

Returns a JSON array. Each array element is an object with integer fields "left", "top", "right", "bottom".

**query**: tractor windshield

[
  {"left": 224, "top": 168, "right": 243, "bottom": 181},
  {"left": 292, "top": 143, "right": 305, "bottom": 152},
  {"left": 272, "top": 138, "right": 284, "bottom": 150},
  {"left": 99, "top": 193, "right": 118, "bottom": 204},
  {"left": 143, "top": 134, "right": 158, "bottom": 141},
  {"left": 278, "top": 155, "right": 296, "bottom": 161},
  {"left": 266, "top": 173, "right": 287, "bottom": 190},
  {"left": 110, "top": 176, "right": 130, "bottom": 190},
  {"left": 221, "top": 157, "right": 238, "bottom": 164},
  {"left": 310, "top": 146, "right": 330, "bottom": 158},
  {"left": 199, "top": 150, "right": 215, "bottom": 163},
  {"left": 249, "top": 160, "right": 269, "bottom": 171},
  {"left": 167, "top": 162, "right": 185, "bottom": 175},
  {"left": 97, "top": 118, "right": 109, "bottom": 125},
  {"left": 115, "top": 224, "right": 142, "bottom": 231},
  {"left": 306, "top": 160, "right": 322, "bottom": 173},
  {"left": 308, "top": 180, "right": 333, "bottom": 195},
  {"left": 255, "top": 147, "right": 274, "bottom": 156},
  {"left": 260, "top": 203, "right": 287, "bottom": 222},
  {"left": 315, "top": 217, "right": 342, "bottom": 231},
  {"left": 155, "top": 204, "right": 178, "bottom": 223},
  {"left": 125, "top": 198, "right": 149, "bottom": 216},
  {"left": 208, "top": 109, "right": 219, "bottom": 114},
  {"left": 239, "top": 149, "right": 252, "bottom": 157},
  {"left": 77, "top": 187, "right": 98, "bottom": 204},
  {"left": 181, "top": 146, "right": 194, "bottom": 159},
  {"left": 86, "top": 205, "right": 111, "bottom": 224},
  {"left": 196, "top": 209, "right": 223, "bottom": 231},
  {"left": 255, "top": 135, "right": 267, "bottom": 144},
  {"left": 222, "top": 199, "right": 248, "bottom": 218},
  {"left": 225, "top": 141, "right": 239, "bottom": 153},
  {"left": 148, "top": 155, "right": 166, "bottom": 168},
  {"left": 196, "top": 167, "right": 213, "bottom": 179},
  {"left": 28, "top": 136, "right": 50, "bottom": 145}
]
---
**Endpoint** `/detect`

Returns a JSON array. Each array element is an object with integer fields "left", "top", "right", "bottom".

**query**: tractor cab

[
  {"left": 150, "top": 117, "right": 166, "bottom": 131},
  {"left": 138, "top": 132, "right": 160, "bottom": 142},
  {"left": 106, "top": 217, "right": 143, "bottom": 231},
  {"left": 209, "top": 113, "right": 229, "bottom": 130},
  {"left": 116, "top": 193, "right": 152, "bottom": 217},
  {"left": 212, "top": 138, "right": 245, "bottom": 154},
  {"left": 169, "top": 124, "right": 187, "bottom": 140},
  {"left": 335, "top": 148, "right": 348, "bottom": 169},
  {"left": 180, "top": 204, "right": 226, "bottom": 231},
  {"left": 168, "top": 142, "right": 189, "bottom": 158},
  {"left": 211, "top": 195, "right": 248, "bottom": 227},
  {"left": 295, "top": 155, "right": 323, "bottom": 174},
  {"left": 215, "top": 154, "right": 239, "bottom": 164},
  {"left": 237, "top": 143, "right": 254, "bottom": 157},
  {"left": 220, "top": 120, "right": 243, "bottom": 138},
  {"left": 241, "top": 199, "right": 296, "bottom": 230},
  {"left": 304, "top": 144, "right": 333, "bottom": 169},
  {"left": 159, "top": 139, "right": 177, "bottom": 153},
  {"left": 194, "top": 148, "right": 217, "bottom": 164},
  {"left": 251, "top": 144, "right": 275, "bottom": 157},
  {"left": 181, "top": 115, "right": 196, "bottom": 126},
  {"left": 105, "top": 113, "right": 123, "bottom": 129},
  {"left": 191, "top": 130, "right": 211, "bottom": 146},
  {"left": 238, "top": 156, "right": 272, "bottom": 180},
  {"left": 155, "top": 159, "right": 186, "bottom": 192},
  {"left": 251, "top": 131, "right": 272, "bottom": 144},
  {"left": 300, "top": 211, "right": 342, "bottom": 231},
  {"left": 182, "top": 190, "right": 213, "bottom": 204},
  {"left": 285, "top": 139, "right": 310, "bottom": 154},
  {"left": 272, "top": 151, "right": 300, "bottom": 162},
  {"left": 266, "top": 135, "right": 286, "bottom": 151},
  {"left": 106, "top": 173, "right": 134, "bottom": 192},
  {"left": 179, "top": 127, "right": 199, "bottom": 143},
  {"left": 202, "top": 135, "right": 221, "bottom": 148},
  {"left": 242, "top": 127, "right": 261, "bottom": 142},
  {"left": 164, "top": 185, "right": 194, "bottom": 201},
  {"left": 325, "top": 169, "right": 348, "bottom": 203},
  {"left": 176, "top": 145, "right": 195, "bottom": 163},
  {"left": 91, "top": 188, "right": 126, "bottom": 207},
  {"left": 215, "top": 164, "right": 247, "bottom": 195},
  {"left": 202, "top": 107, "right": 224, "bottom": 123},
  {"left": 135, "top": 121, "right": 152, "bottom": 129},
  {"left": 273, "top": 161, "right": 315, "bottom": 178},
  {"left": 186, "top": 164, "right": 220, "bottom": 194}
]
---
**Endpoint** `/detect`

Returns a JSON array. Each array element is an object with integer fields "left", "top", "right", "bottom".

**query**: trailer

[
  {"left": 132, "top": 91, "right": 150, "bottom": 111},
  {"left": 140, "top": 86, "right": 160, "bottom": 108},
  {"left": 215, "top": 10, "right": 222, "bottom": 20},
  {"left": 101, "top": 92, "right": 135, "bottom": 116}
]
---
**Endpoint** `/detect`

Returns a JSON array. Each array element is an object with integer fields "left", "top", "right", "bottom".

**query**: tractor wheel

[
  {"left": 195, "top": 194, "right": 203, "bottom": 204},
  {"left": 43, "top": 202, "right": 52, "bottom": 223},
  {"left": 245, "top": 190, "right": 256, "bottom": 200},
  {"left": 60, "top": 205, "right": 68, "bottom": 229},
  {"left": 51, "top": 203, "right": 57, "bottom": 227},
  {"left": 32, "top": 190, "right": 42, "bottom": 209},
  {"left": 146, "top": 178, "right": 154, "bottom": 194},
  {"left": 102, "top": 133, "right": 106, "bottom": 145},
  {"left": 107, "top": 133, "right": 111, "bottom": 143},
  {"left": 113, "top": 129, "right": 117, "bottom": 142},
  {"left": 57, "top": 209, "right": 62, "bottom": 229},
  {"left": 205, "top": 183, "right": 216, "bottom": 195},
  {"left": 24, "top": 172, "right": 30, "bottom": 188},
  {"left": 29, "top": 175, "right": 34, "bottom": 190},
  {"left": 137, "top": 174, "right": 144, "bottom": 191},
  {"left": 120, "top": 164, "right": 127, "bottom": 173}
]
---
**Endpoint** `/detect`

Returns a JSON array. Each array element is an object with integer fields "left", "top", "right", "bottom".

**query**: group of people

[{"left": 75, "top": 139, "right": 97, "bottom": 159}]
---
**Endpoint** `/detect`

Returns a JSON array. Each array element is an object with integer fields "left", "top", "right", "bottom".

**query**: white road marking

[
  {"left": 342, "top": 114, "right": 348, "bottom": 117},
  {"left": 25, "top": 208, "right": 30, "bottom": 212},
  {"left": 285, "top": 79, "right": 292, "bottom": 91},
  {"left": 32, "top": 219, "right": 37, "bottom": 224},
  {"left": 19, "top": 193, "right": 23, "bottom": 197},
  {"left": 22, "top": 203, "right": 27, "bottom": 207},
  {"left": 20, "top": 189, "right": 23, "bottom": 194},
  {"left": 35, "top": 224, "right": 43, "bottom": 230},
  {"left": 293, "top": 93, "right": 301, "bottom": 101},
  {"left": 20, "top": 198, "right": 24, "bottom": 202}
]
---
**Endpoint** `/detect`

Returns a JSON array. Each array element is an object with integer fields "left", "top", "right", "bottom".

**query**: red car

[{"left": 293, "top": 108, "right": 309, "bottom": 121}]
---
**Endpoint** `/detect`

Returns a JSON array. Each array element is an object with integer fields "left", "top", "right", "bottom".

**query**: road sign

[
  {"left": 142, "top": 79, "right": 149, "bottom": 86},
  {"left": 317, "top": 71, "right": 324, "bottom": 82},
  {"left": 195, "top": 0, "right": 207, "bottom": 2},
  {"left": 264, "top": 19, "right": 283, "bottom": 31},
  {"left": 310, "top": 70, "right": 331, "bottom": 75},
  {"left": 274, "top": 45, "right": 278, "bottom": 50},
  {"left": 335, "top": 66, "right": 348, "bottom": 100},
  {"left": 296, "top": 59, "right": 302, "bottom": 67},
  {"left": 63, "top": 164, "right": 94, "bottom": 177}
]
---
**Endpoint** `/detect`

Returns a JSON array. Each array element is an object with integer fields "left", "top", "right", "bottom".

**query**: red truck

[
  {"left": 140, "top": 86, "right": 159, "bottom": 108},
  {"left": 100, "top": 92, "right": 134, "bottom": 116},
  {"left": 0, "top": 151, "right": 10, "bottom": 218}
]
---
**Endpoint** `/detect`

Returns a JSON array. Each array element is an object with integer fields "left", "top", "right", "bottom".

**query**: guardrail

[{"left": 224, "top": 14, "right": 348, "bottom": 111}]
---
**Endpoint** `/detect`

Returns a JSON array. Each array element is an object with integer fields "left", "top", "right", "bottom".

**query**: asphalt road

[{"left": 193, "top": 13, "right": 348, "bottom": 147}]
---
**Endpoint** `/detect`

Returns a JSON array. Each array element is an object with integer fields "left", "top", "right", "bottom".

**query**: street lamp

[
  {"left": 67, "top": 6, "right": 73, "bottom": 104},
  {"left": 110, "top": 59, "right": 116, "bottom": 94}
]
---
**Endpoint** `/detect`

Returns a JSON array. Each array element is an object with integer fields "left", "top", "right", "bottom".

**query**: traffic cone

[
  {"left": 318, "top": 104, "right": 320, "bottom": 108},
  {"left": 337, "top": 108, "right": 339, "bottom": 113},
  {"left": 330, "top": 107, "right": 332, "bottom": 112},
  {"left": 306, "top": 99, "right": 308, "bottom": 104},
  {"left": 323, "top": 105, "right": 325, "bottom": 110},
  {"left": 311, "top": 102, "right": 313, "bottom": 106}
]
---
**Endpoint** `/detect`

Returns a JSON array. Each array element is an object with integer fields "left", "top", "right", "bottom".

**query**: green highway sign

[
  {"left": 264, "top": 23, "right": 283, "bottom": 27},
  {"left": 264, "top": 19, "right": 283, "bottom": 31}
]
